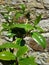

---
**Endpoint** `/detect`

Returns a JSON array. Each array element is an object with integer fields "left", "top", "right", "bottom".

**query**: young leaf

[
  {"left": 0, "top": 51, "right": 15, "bottom": 60},
  {"left": 17, "top": 46, "right": 28, "bottom": 57},
  {"left": 34, "top": 14, "right": 42, "bottom": 25},
  {"left": 31, "top": 32, "right": 46, "bottom": 48},
  {"left": 19, "top": 56, "right": 37, "bottom": 65}
]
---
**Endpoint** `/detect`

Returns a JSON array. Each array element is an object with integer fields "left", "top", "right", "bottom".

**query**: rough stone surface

[{"left": 0, "top": 0, "right": 49, "bottom": 65}]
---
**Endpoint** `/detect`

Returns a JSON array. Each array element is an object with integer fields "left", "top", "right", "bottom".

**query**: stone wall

[
  {"left": 0, "top": 1, "right": 49, "bottom": 65},
  {"left": 0, "top": 0, "right": 49, "bottom": 37}
]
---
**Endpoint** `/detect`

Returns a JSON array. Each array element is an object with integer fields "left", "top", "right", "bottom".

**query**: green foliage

[
  {"left": 19, "top": 56, "right": 37, "bottom": 65},
  {"left": 11, "top": 23, "right": 34, "bottom": 31},
  {"left": 2, "top": 22, "right": 9, "bottom": 30},
  {"left": 0, "top": 51, "right": 15, "bottom": 60},
  {"left": 35, "top": 26, "right": 44, "bottom": 32},
  {"left": 6, "top": 32, "right": 15, "bottom": 38},
  {"left": 0, "top": 4, "right": 47, "bottom": 65},
  {"left": 15, "top": 38, "right": 25, "bottom": 46},
  {"left": 20, "top": 4, "right": 26, "bottom": 13},
  {"left": 31, "top": 32, "right": 46, "bottom": 48},
  {"left": 15, "top": 12, "right": 23, "bottom": 20},
  {"left": 17, "top": 46, "right": 28, "bottom": 57},
  {"left": 0, "top": 42, "right": 19, "bottom": 49},
  {"left": 34, "top": 14, "right": 42, "bottom": 25}
]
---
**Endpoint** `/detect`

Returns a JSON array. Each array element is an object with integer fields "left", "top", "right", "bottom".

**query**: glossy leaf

[
  {"left": 34, "top": 14, "right": 42, "bottom": 25},
  {"left": 19, "top": 56, "right": 37, "bottom": 65},
  {"left": 17, "top": 46, "right": 28, "bottom": 57},
  {"left": 0, "top": 51, "right": 15, "bottom": 60},
  {"left": 32, "top": 32, "right": 46, "bottom": 48}
]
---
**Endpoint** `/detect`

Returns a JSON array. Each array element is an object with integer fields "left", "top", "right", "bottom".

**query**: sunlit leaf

[
  {"left": 15, "top": 38, "right": 25, "bottom": 46},
  {"left": 31, "top": 32, "right": 46, "bottom": 48},
  {"left": 0, "top": 51, "right": 15, "bottom": 60},
  {"left": 6, "top": 32, "right": 15, "bottom": 38},
  {"left": 17, "top": 46, "right": 28, "bottom": 57},
  {"left": 19, "top": 56, "right": 37, "bottom": 65},
  {"left": 0, "top": 42, "right": 19, "bottom": 49},
  {"left": 15, "top": 38, "right": 22, "bottom": 46},
  {"left": 11, "top": 23, "right": 34, "bottom": 32}
]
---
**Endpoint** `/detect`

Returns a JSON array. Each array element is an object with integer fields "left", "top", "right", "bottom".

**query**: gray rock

[
  {"left": 38, "top": 19, "right": 49, "bottom": 31},
  {"left": 43, "top": 0, "right": 49, "bottom": 4},
  {"left": 36, "top": 9, "right": 49, "bottom": 18},
  {"left": 0, "top": 62, "right": 3, "bottom": 65},
  {"left": 43, "top": 0, "right": 49, "bottom": 9}
]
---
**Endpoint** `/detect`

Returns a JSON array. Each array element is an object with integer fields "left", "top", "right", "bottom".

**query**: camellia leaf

[
  {"left": 34, "top": 14, "right": 42, "bottom": 25},
  {"left": 0, "top": 51, "right": 15, "bottom": 60},
  {"left": 19, "top": 56, "right": 37, "bottom": 65},
  {"left": 17, "top": 46, "right": 28, "bottom": 57},
  {"left": 31, "top": 32, "right": 46, "bottom": 48}
]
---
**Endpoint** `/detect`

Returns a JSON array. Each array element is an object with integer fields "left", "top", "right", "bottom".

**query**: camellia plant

[{"left": 0, "top": 4, "right": 46, "bottom": 65}]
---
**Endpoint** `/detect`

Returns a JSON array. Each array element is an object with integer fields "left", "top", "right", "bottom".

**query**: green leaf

[
  {"left": 4, "top": 14, "right": 9, "bottom": 19},
  {"left": 0, "top": 42, "right": 19, "bottom": 49},
  {"left": 16, "top": 12, "right": 23, "bottom": 19},
  {"left": 19, "top": 56, "right": 37, "bottom": 65},
  {"left": 17, "top": 46, "right": 28, "bottom": 57},
  {"left": 34, "top": 14, "right": 42, "bottom": 25},
  {"left": 2, "top": 22, "right": 10, "bottom": 30},
  {"left": 0, "top": 38, "right": 23, "bottom": 49},
  {"left": 7, "top": 32, "right": 15, "bottom": 38},
  {"left": 15, "top": 38, "right": 22, "bottom": 46},
  {"left": 11, "top": 23, "right": 34, "bottom": 32},
  {"left": 0, "top": 51, "right": 15, "bottom": 60},
  {"left": 20, "top": 4, "right": 26, "bottom": 12},
  {"left": 35, "top": 26, "right": 44, "bottom": 32},
  {"left": 15, "top": 38, "right": 25, "bottom": 46},
  {"left": 25, "top": 24, "right": 34, "bottom": 31},
  {"left": 31, "top": 32, "right": 46, "bottom": 48}
]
